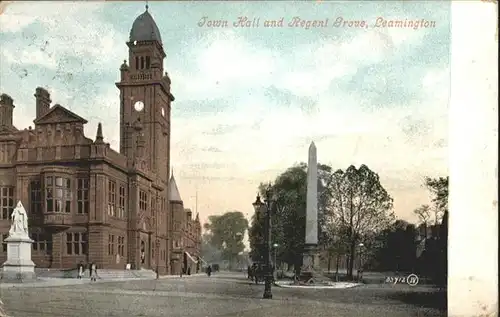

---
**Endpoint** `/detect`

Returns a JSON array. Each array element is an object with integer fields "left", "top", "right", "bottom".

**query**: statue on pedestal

[
  {"left": 2, "top": 200, "right": 36, "bottom": 282},
  {"left": 9, "top": 201, "right": 29, "bottom": 237}
]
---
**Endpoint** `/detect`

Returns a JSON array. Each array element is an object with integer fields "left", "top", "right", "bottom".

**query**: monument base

[
  {"left": 298, "top": 244, "right": 330, "bottom": 285},
  {"left": 1, "top": 235, "right": 36, "bottom": 282}
]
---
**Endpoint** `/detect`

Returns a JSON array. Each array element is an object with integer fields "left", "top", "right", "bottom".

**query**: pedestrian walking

[
  {"left": 89, "top": 262, "right": 97, "bottom": 282},
  {"left": 77, "top": 261, "right": 84, "bottom": 279}
]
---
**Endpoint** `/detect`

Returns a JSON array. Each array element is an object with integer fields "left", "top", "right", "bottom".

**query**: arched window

[
  {"left": 140, "top": 57, "right": 145, "bottom": 69},
  {"left": 146, "top": 56, "right": 151, "bottom": 69}
]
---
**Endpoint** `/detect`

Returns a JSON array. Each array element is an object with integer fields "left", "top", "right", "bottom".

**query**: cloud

[
  {"left": 1, "top": 2, "right": 451, "bottom": 224},
  {"left": 0, "top": 3, "right": 124, "bottom": 74}
]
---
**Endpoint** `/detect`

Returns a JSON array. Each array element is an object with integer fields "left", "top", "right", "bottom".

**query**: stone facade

[{"left": 0, "top": 8, "right": 201, "bottom": 274}]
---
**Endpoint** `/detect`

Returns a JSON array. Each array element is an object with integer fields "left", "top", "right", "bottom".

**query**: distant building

[{"left": 0, "top": 7, "right": 201, "bottom": 274}]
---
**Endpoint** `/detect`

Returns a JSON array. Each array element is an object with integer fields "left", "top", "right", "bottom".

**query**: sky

[{"left": 0, "top": 1, "right": 450, "bottom": 231}]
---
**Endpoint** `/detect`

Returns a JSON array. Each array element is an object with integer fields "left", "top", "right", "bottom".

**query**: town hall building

[{"left": 0, "top": 7, "right": 201, "bottom": 275}]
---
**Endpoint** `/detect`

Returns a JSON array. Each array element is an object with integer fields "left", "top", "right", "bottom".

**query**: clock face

[
  {"left": 161, "top": 107, "right": 165, "bottom": 117},
  {"left": 134, "top": 101, "right": 144, "bottom": 112}
]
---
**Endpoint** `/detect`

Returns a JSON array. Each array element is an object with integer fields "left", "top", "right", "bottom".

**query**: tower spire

[{"left": 145, "top": 0, "right": 149, "bottom": 11}]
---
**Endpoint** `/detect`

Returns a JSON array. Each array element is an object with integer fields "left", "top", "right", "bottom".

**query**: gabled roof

[
  {"left": 33, "top": 104, "right": 88, "bottom": 125},
  {"left": 169, "top": 174, "right": 182, "bottom": 202}
]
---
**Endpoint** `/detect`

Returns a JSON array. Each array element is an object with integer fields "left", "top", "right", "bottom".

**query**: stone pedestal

[
  {"left": 299, "top": 244, "right": 321, "bottom": 282},
  {"left": 1, "top": 234, "right": 36, "bottom": 282}
]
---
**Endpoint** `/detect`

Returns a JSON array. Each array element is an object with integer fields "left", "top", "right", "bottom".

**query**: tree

[
  {"left": 200, "top": 233, "right": 223, "bottom": 265},
  {"left": 248, "top": 163, "right": 333, "bottom": 269},
  {"left": 204, "top": 211, "right": 248, "bottom": 269},
  {"left": 424, "top": 176, "right": 448, "bottom": 286},
  {"left": 324, "top": 165, "right": 394, "bottom": 279},
  {"left": 414, "top": 204, "right": 431, "bottom": 225},
  {"left": 367, "top": 220, "right": 417, "bottom": 272}
]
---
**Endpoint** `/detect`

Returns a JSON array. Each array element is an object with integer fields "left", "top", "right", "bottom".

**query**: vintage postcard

[{"left": 0, "top": 1, "right": 497, "bottom": 317}]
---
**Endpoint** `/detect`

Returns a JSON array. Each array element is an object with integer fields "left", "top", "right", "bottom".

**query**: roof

[
  {"left": 169, "top": 174, "right": 182, "bottom": 202},
  {"left": 129, "top": 9, "right": 162, "bottom": 45},
  {"left": 33, "top": 104, "right": 88, "bottom": 125}
]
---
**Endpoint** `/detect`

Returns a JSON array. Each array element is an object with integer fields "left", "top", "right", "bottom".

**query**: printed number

[
  {"left": 406, "top": 274, "right": 419, "bottom": 286},
  {"left": 385, "top": 277, "right": 394, "bottom": 283}
]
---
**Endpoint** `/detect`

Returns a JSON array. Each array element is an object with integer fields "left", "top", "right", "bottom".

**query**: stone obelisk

[{"left": 300, "top": 141, "right": 320, "bottom": 282}]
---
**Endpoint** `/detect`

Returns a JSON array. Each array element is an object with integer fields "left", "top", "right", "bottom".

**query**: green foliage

[
  {"left": 424, "top": 176, "right": 449, "bottom": 223},
  {"left": 248, "top": 163, "right": 332, "bottom": 266},
  {"left": 366, "top": 220, "right": 417, "bottom": 272},
  {"left": 203, "top": 211, "right": 248, "bottom": 263},
  {"left": 324, "top": 165, "right": 394, "bottom": 278}
]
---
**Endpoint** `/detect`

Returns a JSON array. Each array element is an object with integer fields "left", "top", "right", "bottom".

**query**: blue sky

[{"left": 0, "top": 1, "right": 450, "bottom": 226}]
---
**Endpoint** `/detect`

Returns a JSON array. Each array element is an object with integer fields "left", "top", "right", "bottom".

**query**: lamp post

[
  {"left": 252, "top": 185, "right": 274, "bottom": 299},
  {"left": 357, "top": 243, "right": 364, "bottom": 281},
  {"left": 273, "top": 243, "right": 278, "bottom": 280}
]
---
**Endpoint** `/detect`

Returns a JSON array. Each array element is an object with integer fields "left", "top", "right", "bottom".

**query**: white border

[{"left": 448, "top": 1, "right": 498, "bottom": 316}]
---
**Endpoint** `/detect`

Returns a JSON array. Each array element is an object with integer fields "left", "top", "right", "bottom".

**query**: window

[
  {"left": 139, "top": 190, "right": 148, "bottom": 213},
  {"left": 108, "top": 181, "right": 116, "bottom": 217},
  {"left": 135, "top": 56, "right": 139, "bottom": 69},
  {"left": 118, "top": 236, "right": 125, "bottom": 256},
  {"left": 1, "top": 234, "right": 8, "bottom": 253},
  {"left": 77, "top": 178, "right": 89, "bottom": 214},
  {"left": 151, "top": 196, "right": 156, "bottom": 223},
  {"left": 140, "top": 56, "right": 145, "bottom": 69},
  {"left": 108, "top": 234, "right": 115, "bottom": 255},
  {"left": 30, "top": 180, "right": 42, "bottom": 214},
  {"left": 118, "top": 185, "right": 126, "bottom": 218},
  {"left": 0, "top": 186, "right": 14, "bottom": 220},
  {"left": 145, "top": 56, "right": 150, "bottom": 69},
  {"left": 45, "top": 176, "right": 71, "bottom": 213},
  {"left": 66, "top": 232, "right": 87, "bottom": 255},
  {"left": 31, "top": 232, "right": 53, "bottom": 255}
]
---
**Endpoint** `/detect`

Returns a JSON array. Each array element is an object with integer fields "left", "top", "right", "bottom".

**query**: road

[{"left": 1, "top": 272, "right": 445, "bottom": 317}]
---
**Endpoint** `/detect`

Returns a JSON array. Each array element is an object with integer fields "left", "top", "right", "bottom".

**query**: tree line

[
  {"left": 201, "top": 211, "right": 248, "bottom": 269},
  {"left": 248, "top": 162, "right": 448, "bottom": 283}
]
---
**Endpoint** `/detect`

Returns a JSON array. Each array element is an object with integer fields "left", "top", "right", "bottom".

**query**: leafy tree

[
  {"left": 204, "top": 211, "right": 248, "bottom": 269},
  {"left": 366, "top": 220, "right": 416, "bottom": 272},
  {"left": 200, "top": 233, "right": 223, "bottom": 265},
  {"left": 324, "top": 165, "right": 394, "bottom": 279},
  {"left": 424, "top": 176, "right": 448, "bottom": 286},
  {"left": 321, "top": 223, "right": 350, "bottom": 273},
  {"left": 425, "top": 176, "right": 448, "bottom": 216},
  {"left": 248, "top": 163, "right": 332, "bottom": 269}
]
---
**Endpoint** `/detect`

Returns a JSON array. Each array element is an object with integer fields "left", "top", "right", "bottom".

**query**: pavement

[{"left": 0, "top": 271, "right": 446, "bottom": 317}]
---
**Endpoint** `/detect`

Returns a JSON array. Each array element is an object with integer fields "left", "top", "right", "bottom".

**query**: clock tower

[{"left": 116, "top": 6, "right": 174, "bottom": 181}]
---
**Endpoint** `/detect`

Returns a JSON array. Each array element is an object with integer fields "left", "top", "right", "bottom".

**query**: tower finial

[
  {"left": 145, "top": 0, "right": 149, "bottom": 11},
  {"left": 95, "top": 122, "right": 104, "bottom": 143}
]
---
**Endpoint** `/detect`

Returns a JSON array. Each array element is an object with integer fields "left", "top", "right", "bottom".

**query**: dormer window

[{"left": 146, "top": 56, "right": 151, "bottom": 69}]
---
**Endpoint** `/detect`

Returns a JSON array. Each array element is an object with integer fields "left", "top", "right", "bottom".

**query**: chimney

[
  {"left": 34, "top": 87, "right": 51, "bottom": 119},
  {"left": 0, "top": 93, "right": 15, "bottom": 127}
]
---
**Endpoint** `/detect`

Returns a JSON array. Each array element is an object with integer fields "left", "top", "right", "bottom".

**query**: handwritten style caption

[
  {"left": 198, "top": 16, "right": 437, "bottom": 30},
  {"left": 385, "top": 274, "right": 420, "bottom": 286}
]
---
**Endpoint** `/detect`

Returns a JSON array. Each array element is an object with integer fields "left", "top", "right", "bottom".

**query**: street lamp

[{"left": 252, "top": 185, "right": 274, "bottom": 299}]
